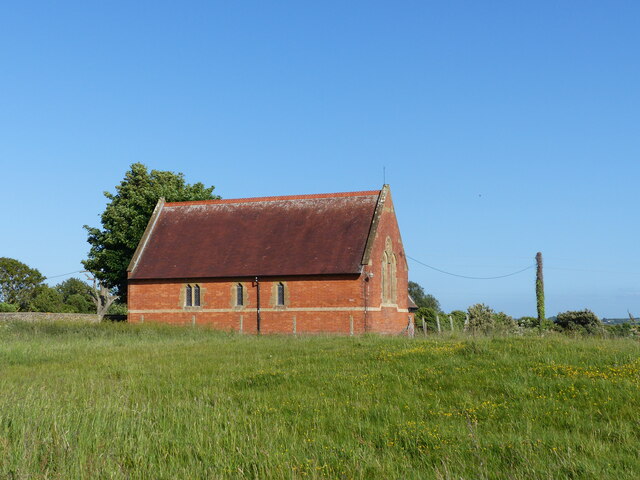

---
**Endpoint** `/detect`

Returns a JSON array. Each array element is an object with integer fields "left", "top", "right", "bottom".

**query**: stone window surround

[
  {"left": 270, "top": 281, "right": 289, "bottom": 309},
  {"left": 180, "top": 283, "right": 205, "bottom": 310},
  {"left": 381, "top": 237, "right": 398, "bottom": 305}
]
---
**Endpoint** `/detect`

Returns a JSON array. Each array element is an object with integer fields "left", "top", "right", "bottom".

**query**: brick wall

[
  {"left": 362, "top": 189, "right": 412, "bottom": 334},
  {"left": 128, "top": 275, "right": 368, "bottom": 334}
]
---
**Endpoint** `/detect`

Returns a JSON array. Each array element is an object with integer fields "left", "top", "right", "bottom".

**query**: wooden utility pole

[{"left": 536, "top": 252, "right": 545, "bottom": 324}]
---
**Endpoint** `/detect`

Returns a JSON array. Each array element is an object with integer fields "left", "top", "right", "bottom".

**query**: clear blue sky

[{"left": 1, "top": 1, "right": 638, "bottom": 318}]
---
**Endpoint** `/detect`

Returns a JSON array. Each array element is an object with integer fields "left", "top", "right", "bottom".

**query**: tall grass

[{"left": 0, "top": 321, "right": 638, "bottom": 479}]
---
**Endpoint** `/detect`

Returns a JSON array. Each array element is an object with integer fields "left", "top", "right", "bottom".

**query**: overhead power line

[
  {"left": 406, "top": 255, "right": 535, "bottom": 280},
  {"left": 547, "top": 266, "right": 640, "bottom": 275},
  {"left": 44, "top": 270, "right": 84, "bottom": 280}
]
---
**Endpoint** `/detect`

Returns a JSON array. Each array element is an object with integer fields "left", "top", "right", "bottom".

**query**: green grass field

[{"left": 0, "top": 322, "right": 638, "bottom": 479}]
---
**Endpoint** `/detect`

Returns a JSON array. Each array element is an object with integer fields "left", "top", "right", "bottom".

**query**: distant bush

[
  {"left": 492, "top": 311, "right": 517, "bottom": 334},
  {"left": 555, "top": 309, "right": 603, "bottom": 334},
  {"left": 465, "top": 304, "right": 517, "bottom": 334},
  {"left": 415, "top": 308, "right": 467, "bottom": 333},
  {"left": 516, "top": 316, "right": 556, "bottom": 332},
  {"left": 449, "top": 310, "right": 467, "bottom": 330},
  {"left": 107, "top": 302, "right": 128, "bottom": 315},
  {"left": 415, "top": 307, "right": 467, "bottom": 332},
  {"left": 415, "top": 307, "right": 440, "bottom": 332},
  {"left": 540, "top": 318, "right": 556, "bottom": 331},
  {"left": 605, "top": 322, "right": 634, "bottom": 337},
  {"left": 517, "top": 316, "right": 539, "bottom": 329},
  {"left": 0, "top": 302, "right": 18, "bottom": 312},
  {"left": 466, "top": 303, "right": 494, "bottom": 334}
]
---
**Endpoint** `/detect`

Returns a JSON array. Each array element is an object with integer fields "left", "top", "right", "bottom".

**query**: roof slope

[{"left": 129, "top": 190, "right": 381, "bottom": 280}]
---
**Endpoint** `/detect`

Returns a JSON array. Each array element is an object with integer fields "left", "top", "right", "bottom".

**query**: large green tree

[
  {"left": 408, "top": 280, "right": 441, "bottom": 311},
  {"left": 0, "top": 257, "right": 45, "bottom": 310},
  {"left": 30, "top": 285, "right": 69, "bottom": 313},
  {"left": 83, "top": 163, "right": 219, "bottom": 301},
  {"left": 56, "top": 277, "right": 95, "bottom": 313}
]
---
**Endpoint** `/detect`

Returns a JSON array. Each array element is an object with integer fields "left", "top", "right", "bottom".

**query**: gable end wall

[{"left": 361, "top": 189, "right": 410, "bottom": 333}]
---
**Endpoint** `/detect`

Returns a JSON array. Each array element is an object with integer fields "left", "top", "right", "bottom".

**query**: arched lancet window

[
  {"left": 277, "top": 282, "right": 285, "bottom": 306},
  {"left": 391, "top": 253, "right": 398, "bottom": 303},
  {"left": 381, "top": 251, "right": 389, "bottom": 303},
  {"left": 382, "top": 237, "right": 396, "bottom": 304},
  {"left": 186, "top": 285, "right": 193, "bottom": 307},
  {"left": 194, "top": 285, "right": 201, "bottom": 306},
  {"left": 236, "top": 283, "right": 244, "bottom": 306}
]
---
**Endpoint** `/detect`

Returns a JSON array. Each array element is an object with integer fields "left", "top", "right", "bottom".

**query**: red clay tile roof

[{"left": 129, "top": 190, "right": 381, "bottom": 280}]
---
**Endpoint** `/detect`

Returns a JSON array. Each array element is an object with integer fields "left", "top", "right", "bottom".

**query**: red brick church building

[{"left": 127, "top": 185, "right": 413, "bottom": 334}]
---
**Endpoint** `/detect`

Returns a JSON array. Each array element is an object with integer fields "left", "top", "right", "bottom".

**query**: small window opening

[
  {"left": 194, "top": 285, "right": 201, "bottom": 307},
  {"left": 277, "top": 282, "right": 285, "bottom": 306},
  {"left": 236, "top": 283, "right": 244, "bottom": 306},
  {"left": 186, "top": 285, "right": 193, "bottom": 307}
]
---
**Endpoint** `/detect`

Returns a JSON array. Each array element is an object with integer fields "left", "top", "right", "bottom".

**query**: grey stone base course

[{"left": 0, "top": 313, "right": 101, "bottom": 323}]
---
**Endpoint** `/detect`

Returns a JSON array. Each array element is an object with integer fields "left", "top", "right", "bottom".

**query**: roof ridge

[{"left": 164, "top": 189, "right": 381, "bottom": 206}]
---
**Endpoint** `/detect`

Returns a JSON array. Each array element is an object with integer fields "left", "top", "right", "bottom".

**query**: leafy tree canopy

[
  {"left": 83, "top": 163, "right": 219, "bottom": 301},
  {"left": 55, "top": 277, "right": 95, "bottom": 313},
  {"left": 30, "top": 285, "right": 72, "bottom": 313},
  {"left": 0, "top": 257, "right": 45, "bottom": 310},
  {"left": 65, "top": 293, "right": 94, "bottom": 314},
  {"left": 408, "top": 280, "right": 441, "bottom": 311},
  {"left": 27, "top": 278, "right": 98, "bottom": 314},
  {"left": 56, "top": 277, "right": 92, "bottom": 300}
]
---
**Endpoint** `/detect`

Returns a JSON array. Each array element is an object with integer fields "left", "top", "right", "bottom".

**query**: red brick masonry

[{"left": 128, "top": 187, "right": 411, "bottom": 334}]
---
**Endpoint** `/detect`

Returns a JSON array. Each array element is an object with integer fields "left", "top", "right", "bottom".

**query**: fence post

[
  {"left": 239, "top": 314, "right": 243, "bottom": 333},
  {"left": 449, "top": 315, "right": 454, "bottom": 331},
  {"left": 436, "top": 314, "right": 441, "bottom": 333},
  {"left": 191, "top": 315, "right": 195, "bottom": 326},
  {"left": 422, "top": 319, "right": 426, "bottom": 336},
  {"left": 293, "top": 315, "right": 297, "bottom": 335},
  {"left": 349, "top": 315, "right": 354, "bottom": 336}
]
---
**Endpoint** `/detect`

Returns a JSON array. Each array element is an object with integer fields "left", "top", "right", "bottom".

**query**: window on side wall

[
  {"left": 194, "top": 285, "right": 201, "bottom": 306},
  {"left": 185, "top": 284, "right": 201, "bottom": 307},
  {"left": 186, "top": 285, "right": 193, "bottom": 307},
  {"left": 236, "top": 283, "right": 244, "bottom": 306},
  {"left": 277, "top": 282, "right": 285, "bottom": 306}
]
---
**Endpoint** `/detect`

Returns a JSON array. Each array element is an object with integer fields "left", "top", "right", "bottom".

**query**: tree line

[{"left": 0, "top": 257, "right": 116, "bottom": 314}]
